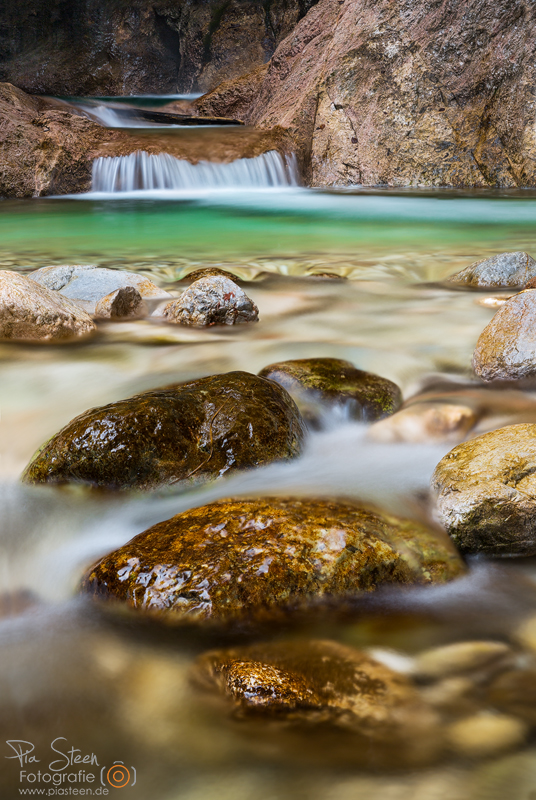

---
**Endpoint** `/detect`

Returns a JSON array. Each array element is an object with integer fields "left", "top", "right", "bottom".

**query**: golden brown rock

[
  {"left": 446, "top": 713, "right": 527, "bottom": 759},
  {"left": 81, "top": 497, "right": 465, "bottom": 625},
  {"left": 473, "top": 290, "right": 536, "bottom": 381},
  {"left": 23, "top": 372, "right": 305, "bottom": 490},
  {"left": 191, "top": 639, "right": 443, "bottom": 767},
  {"left": 431, "top": 424, "right": 536, "bottom": 556},
  {"left": 0, "top": 271, "right": 96, "bottom": 342},
  {"left": 368, "top": 402, "right": 477, "bottom": 444},
  {"left": 413, "top": 641, "right": 512, "bottom": 681},
  {"left": 488, "top": 669, "right": 536, "bottom": 723}
]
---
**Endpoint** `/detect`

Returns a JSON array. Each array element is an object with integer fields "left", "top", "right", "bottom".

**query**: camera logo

[{"left": 101, "top": 761, "right": 136, "bottom": 788}]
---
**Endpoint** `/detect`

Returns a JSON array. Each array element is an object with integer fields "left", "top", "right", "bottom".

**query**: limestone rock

[
  {"left": 23, "top": 372, "right": 305, "bottom": 490},
  {"left": 159, "top": 276, "right": 258, "bottom": 327},
  {"left": 473, "top": 290, "right": 536, "bottom": 381},
  {"left": 368, "top": 402, "right": 477, "bottom": 444},
  {"left": 431, "top": 424, "right": 536, "bottom": 556},
  {"left": 94, "top": 287, "right": 148, "bottom": 320},
  {"left": 0, "top": 270, "right": 95, "bottom": 342},
  {"left": 447, "top": 253, "right": 536, "bottom": 289},
  {"left": 258, "top": 358, "right": 402, "bottom": 425},
  {"left": 81, "top": 497, "right": 465, "bottom": 624},
  {"left": 30, "top": 265, "right": 170, "bottom": 314},
  {"left": 196, "top": 0, "right": 536, "bottom": 188},
  {"left": 191, "top": 639, "right": 443, "bottom": 767}
]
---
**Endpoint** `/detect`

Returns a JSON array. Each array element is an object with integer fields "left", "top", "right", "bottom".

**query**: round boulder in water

[
  {"left": 191, "top": 639, "right": 443, "bottom": 767},
  {"left": 258, "top": 357, "right": 402, "bottom": 425},
  {"left": 472, "top": 289, "right": 536, "bottom": 381},
  {"left": 159, "top": 276, "right": 259, "bottom": 327},
  {"left": 431, "top": 423, "right": 536, "bottom": 556},
  {"left": 446, "top": 252, "right": 536, "bottom": 289},
  {"left": 81, "top": 497, "right": 465, "bottom": 624},
  {"left": 23, "top": 372, "right": 305, "bottom": 490}
]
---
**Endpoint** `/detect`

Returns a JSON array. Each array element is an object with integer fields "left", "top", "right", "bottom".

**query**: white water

[{"left": 91, "top": 150, "right": 300, "bottom": 192}]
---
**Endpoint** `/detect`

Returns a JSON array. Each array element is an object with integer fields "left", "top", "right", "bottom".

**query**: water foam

[{"left": 91, "top": 150, "right": 299, "bottom": 193}]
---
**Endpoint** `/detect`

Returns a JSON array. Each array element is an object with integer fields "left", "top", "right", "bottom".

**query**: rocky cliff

[
  {"left": 0, "top": 0, "right": 317, "bottom": 96},
  {"left": 196, "top": 0, "right": 536, "bottom": 187}
]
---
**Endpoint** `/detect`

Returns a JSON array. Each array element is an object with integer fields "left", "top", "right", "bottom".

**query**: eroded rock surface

[
  {"left": 81, "top": 497, "right": 465, "bottom": 624},
  {"left": 258, "top": 358, "right": 402, "bottom": 425},
  {"left": 159, "top": 276, "right": 258, "bottom": 327},
  {"left": 191, "top": 639, "right": 443, "bottom": 767},
  {"left": 24, "top": 372, "right": 305, "bottom": 490},
  {"left": 432, "top": 424, "right": 536, "bottom": 556},
  {"left": 0, "top": 271, "right": 96, "bottom": 342},
  {"left": 447, "top": 252, "right": 536, "bottom": 289},
  {"left": 472, "top": 290, "right": 536, "bottom": 381}
]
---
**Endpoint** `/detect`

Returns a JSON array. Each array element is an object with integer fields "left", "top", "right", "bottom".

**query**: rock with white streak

[{"left": 159, "top": 276, "right": 259, "bottom": 327}]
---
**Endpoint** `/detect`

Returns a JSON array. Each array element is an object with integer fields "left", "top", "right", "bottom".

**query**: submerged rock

[
  {"left": 24, "top": 372, "right": 305, "bottom": 490},
  {"left": 94, "top": 287, "right": 147, "bottom": 320},
  {"left": 258, "top": 358, "right": 402, "bottom": 425},
  {"left": 81, "top": 497, "right": 465, "bottom": 624},
  {"left": 473, "top": 290, "right": 536, "bottom": 381},
  {"left": 413, "top": 641, "right": 513, "bottom": 681},
  {"left": 158, "top": 276, "right": 258, "bottom": 327},
  {"left": 191, "top": 639, "right": 443, "bottom": 767},
  {"left": 368, "top": 402, "right": 477, "bottom": 444},
  {"left": 447, "top": 252, "right": 536, "bottom": 289},
  {"left": 0, "top": 271, "right": 96, "bottom": 342},
  {"left": 431, "top": 424, "right": 536, "bottom": 556},
  {"left": 30, "top": 265, "right": 170, "bottom": 314},
  {"left": 446, "top": 712, "right": 527, "bottom": 759}
]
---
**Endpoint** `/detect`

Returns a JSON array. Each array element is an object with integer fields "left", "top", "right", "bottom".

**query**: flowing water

[{"left": 3, "top": 111, "right": 536, "bottom": 798}]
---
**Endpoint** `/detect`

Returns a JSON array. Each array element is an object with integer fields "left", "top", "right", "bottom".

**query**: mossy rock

[
  {"left": 81, "top": 497, "right": 465, "bottom": 625},
  {"left": 23, "top": 371, "right": 305, "bottom": 490},
  {"left": 258, "top": 357, "right": 402, "bottom": 425}
]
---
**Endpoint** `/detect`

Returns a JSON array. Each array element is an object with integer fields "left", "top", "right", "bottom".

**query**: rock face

[
  {"left": 81, "top": 497, "right": 465, "bottom": 623},
  {"left": 23, "top": 372, "right": 306, "bottom": 490},
  {"left": 431, "top": 424, "right": 536, "bottom": 556},
  {"left": 473, "top": 290, "right": 536, "bottom": 381},
  {"left": 0, "top": 271, "right": 96, "bottom": 342},
  {"left": 30, "top": 265, "right": 171, "bottom": 314},
  {"left": 0, "top": 0, "right": 318, "bottom": 96},
  {"left": 196, "top": 0, "right": 536, "bottom": 187},
  {"left": 94, "top": 287, "right": 148, "bottom": 320},
  {"left": 159, "top": 276, "right": 258, "bottom": 326},
  {"left": 447, "top": 253, "right": 536, "bottom": 289},
  {"left": 258, "top": 358, "right": 402, "bottom": 425},
  {"left": 191, "top": 639, "right": 443, "bottom": 767}
]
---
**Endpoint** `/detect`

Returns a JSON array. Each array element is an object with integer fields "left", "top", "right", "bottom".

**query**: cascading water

[{"left": 91, "top": 150, "right": 300, "bottom": 192}]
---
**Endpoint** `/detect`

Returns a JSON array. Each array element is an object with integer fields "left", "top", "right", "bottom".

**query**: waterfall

[{"left": 91, "top": 150, "right": 300, "bottom": 192}]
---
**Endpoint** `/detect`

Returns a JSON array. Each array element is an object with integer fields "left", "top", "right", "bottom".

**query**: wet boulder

[
  {"left": 158, "top": 276, "right": 258, "bottom": 327},
  {"left": 472, "top": 290, "right": 536, "bottom": 381},
  {"left": 447, "top": 252, "right": 536, "bottom": 289},
  {"left": 94, "top": 287, "right": 147, "bottom": 320},
  {"left": 191, "top": 639, "right": 443, "bottom": 767},
  {"left": 29, "top": 265, "right": 171, "bottom": 314},
  {"left": 23, "top": 372, "right": 305, "bottom": 490},
  {"left": 0, "top": 270, "right": 96, "bottom": 342},
  {"left": 431, "top": 424, "right": 536, "bottom": 556},
  {"left": 258, "top": 358, "right": 402, "bottom": 425},
  {"left": 81, "top": 497, "right": 465, "bottom": 625}
]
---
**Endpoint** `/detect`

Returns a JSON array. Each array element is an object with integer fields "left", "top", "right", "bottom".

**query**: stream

[{"left": 2, "top": 102, "right": 536, "bottom": 799}]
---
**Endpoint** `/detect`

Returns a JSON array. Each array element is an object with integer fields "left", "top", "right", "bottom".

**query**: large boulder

[
  {"left": 191, "top": 639, "right": 443, "bottom": 767},
  {"left": 196, "top": 0, "right": 536, "bottom": 188},
  {"left": 258, "top": 358, "right": 402, "bottom": 425},
  {"left": 0, "top": 270, "right": 96, "bottom": 342},
  {"left": 81, "top": 497, "right": 465, "bottom": 624},
  {"left": 472, "top": 290, "right": 536, "bottom": 381},
  {"left": 431, "top": 424, "right": 536, "bottom": 556},
  {"left": 23, "top": 372, "right": 306, "bottom": 490},
  {"left": 447, "top": 252, "right": 536, "bottom": 289}
]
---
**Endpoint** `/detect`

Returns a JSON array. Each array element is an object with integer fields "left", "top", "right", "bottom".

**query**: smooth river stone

[
  {"left": 158, "top": 276, "right": 258, "bottom": 327},
  {"left": 191, "top": 639, "right": 443, "bottom": 767},
  {"left": 258, "top": 357, "right": 402, "bottom": 425},
  {"left": 431, "top": 424, "right": 536, "bottom": 556},
  {"left": 81, "top": 497, "right": 465, "bottom": 625},
  {"left": 0, "top": 270, "right": 95, "bottom": 342},
  {"left": 23, "top": 371, "right": 305, "bottom": 490},
  {"left": 473, "top": 290, "right": 536, "bottom": 381},
  {"left": 447, "top": 252, "right": 536, "bottom": 289}
]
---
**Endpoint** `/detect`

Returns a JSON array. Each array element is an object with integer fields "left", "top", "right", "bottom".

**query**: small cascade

[{"left": 91, "top": 150, "right": 300, "bottom": 192}]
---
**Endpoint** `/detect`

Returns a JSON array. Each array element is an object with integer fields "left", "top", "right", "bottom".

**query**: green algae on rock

[
  {"left": 81, "top": 497, "right": 465, "bottom": 625},
  {"left": 23, "top": 372, "right": 305, "bottom": 490},
  {"left": 190, "top": 639, "right": 443, "bottom": 767},
  {"left": 258, "top": 357, "right": 402, "bottom": 425},
  {"left": 431, "top": 424, "right": 536, "bottom": 556}
]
